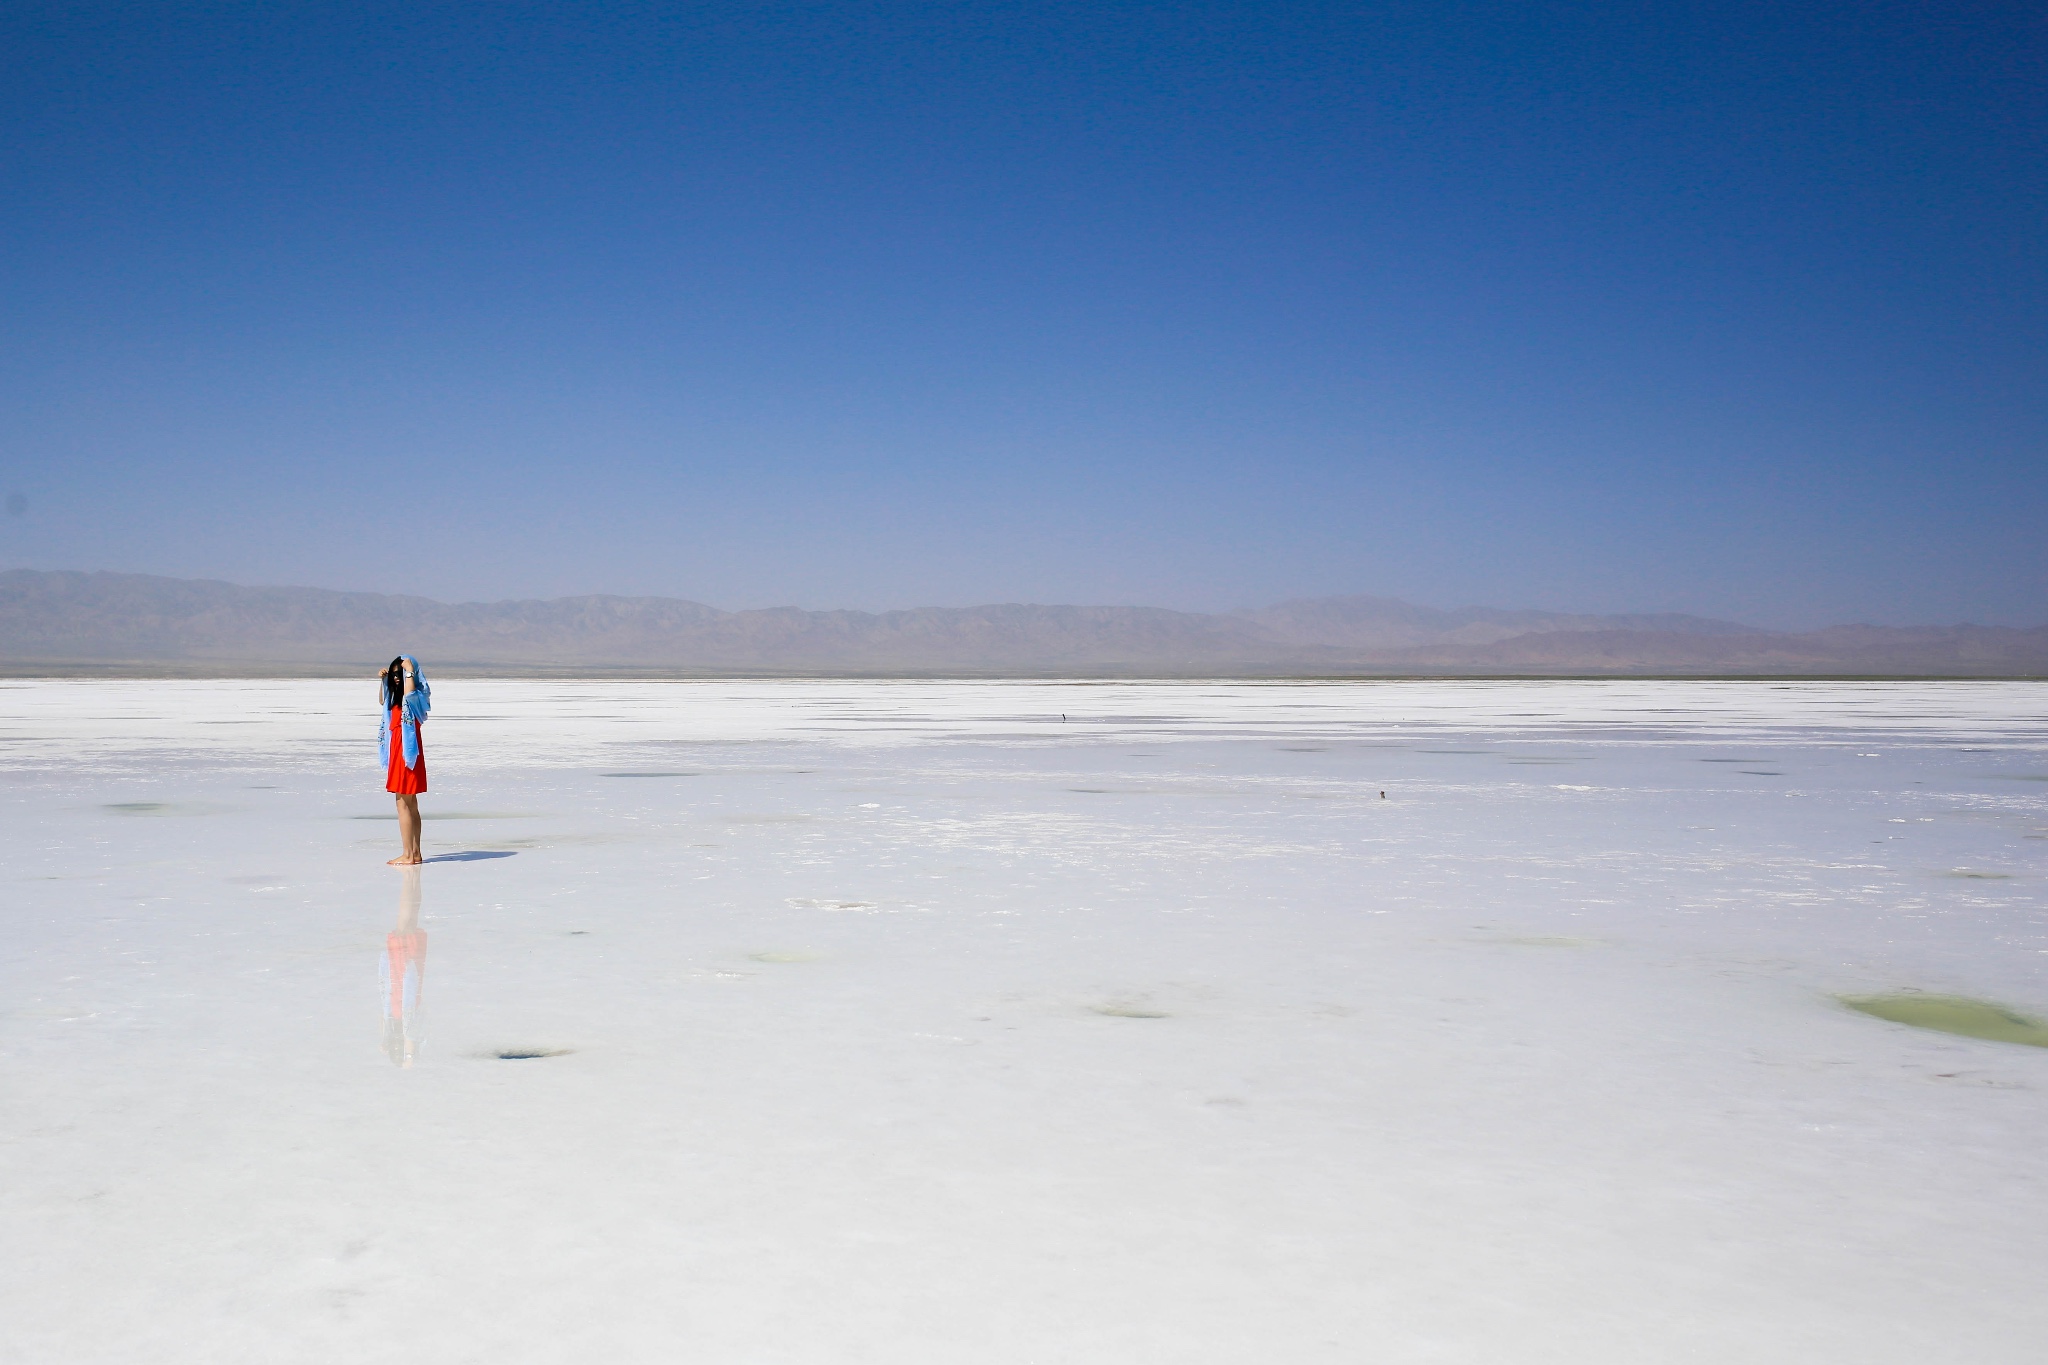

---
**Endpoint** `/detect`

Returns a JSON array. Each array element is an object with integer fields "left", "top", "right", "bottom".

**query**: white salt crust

[{"left": 2, "top": 679, "right": 2045, "bottom": 1363}]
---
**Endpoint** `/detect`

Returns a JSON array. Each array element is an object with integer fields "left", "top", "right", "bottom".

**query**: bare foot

[{"left": 387, "top": 854, "right": 424, "bottom": 866}]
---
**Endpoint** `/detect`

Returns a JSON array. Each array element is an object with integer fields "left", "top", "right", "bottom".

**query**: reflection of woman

[
  {"left": 378, "top": 656, "right": 429, "bottom": 866},
  {"left": 381, "top": 864, "right": 428, "bottom": 1067}
]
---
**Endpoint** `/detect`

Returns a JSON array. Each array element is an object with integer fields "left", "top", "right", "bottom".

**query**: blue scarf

[{"left": 377, "top": 657, "right": 431, "bottom": 770}]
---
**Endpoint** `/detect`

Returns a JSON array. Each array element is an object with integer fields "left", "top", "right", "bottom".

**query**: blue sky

[{"left": 2, "top": 1, "right": 2042, "bottom": 627}]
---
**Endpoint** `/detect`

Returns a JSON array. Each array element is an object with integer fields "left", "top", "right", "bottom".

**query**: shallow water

[{"left": 3, "top": 678, "right": 2046, "bottom": 1363}]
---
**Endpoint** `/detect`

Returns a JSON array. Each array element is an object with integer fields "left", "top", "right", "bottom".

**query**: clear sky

[{"left": 2, "top": 1, "right": 2042, "bottom": 628}]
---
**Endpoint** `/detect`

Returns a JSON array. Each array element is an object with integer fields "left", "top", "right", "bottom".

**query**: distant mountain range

[{"left": 2, "top": 569, "right": 2043, "bottom": 676}]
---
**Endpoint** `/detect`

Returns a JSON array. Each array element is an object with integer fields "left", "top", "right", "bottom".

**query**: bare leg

[{"left": 389, "top": 793, "right": 423, "bottom": 865}]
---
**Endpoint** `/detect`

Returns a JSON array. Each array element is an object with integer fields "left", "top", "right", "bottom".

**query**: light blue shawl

[{"left": 377, "top": 656, "right": 431, "bottom": 771}]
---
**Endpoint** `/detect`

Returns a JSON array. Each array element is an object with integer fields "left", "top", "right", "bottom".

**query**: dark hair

[{"left": 381, "top": 657, "right": 407, "bottom": 710}]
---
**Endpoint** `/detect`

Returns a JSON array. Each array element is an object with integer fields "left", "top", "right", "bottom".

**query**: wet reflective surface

[{"left": 380, "top": 867, "right": 427, "bottom": 1067}]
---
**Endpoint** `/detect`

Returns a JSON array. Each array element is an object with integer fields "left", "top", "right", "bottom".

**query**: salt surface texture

[{"left": 3, "top": 678, "right": 2046, "bottom": 1363}]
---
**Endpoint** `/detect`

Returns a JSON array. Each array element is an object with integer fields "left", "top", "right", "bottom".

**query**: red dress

[{"left": 386, "top": 705, "right": 428, "bottom": 794}]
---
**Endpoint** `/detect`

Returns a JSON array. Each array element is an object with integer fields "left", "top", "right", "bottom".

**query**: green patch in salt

[{"left": 1839, "top": 993, "right": 2048, "bottom": 1047}]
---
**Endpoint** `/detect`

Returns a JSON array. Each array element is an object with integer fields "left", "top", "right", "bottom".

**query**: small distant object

[
  {"left": 4, "top": 492, "right": 24, "bottom": 516},
  {"left": 1380, "top": 791, "right": 1387, "bottom": 799},
  {"left": 1061, "top": 713, "right": 1066, "bottom": 721}
]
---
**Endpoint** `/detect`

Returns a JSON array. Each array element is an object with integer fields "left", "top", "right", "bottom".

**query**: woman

[{"left": 378, "top": 655, "right": 430, "bottom": 865}]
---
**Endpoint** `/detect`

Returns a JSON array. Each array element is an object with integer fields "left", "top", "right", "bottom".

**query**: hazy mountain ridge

[
  {"left": 1394, "top": 624, "right": 2048, "bottom": 671},
  {"left": 0, "top": 571, "right": 1308, "bottom": 668},
  {"left": 2, "top": 570, "right": 2042, "bottom": 675},
  {"left": 1241, "top": 595, "right": 1758, "bottom": 649}
]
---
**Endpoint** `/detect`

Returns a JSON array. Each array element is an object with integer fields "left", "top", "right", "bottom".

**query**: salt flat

[{"left": 3, "top": 678, "right": 2046, "bottom": 1363}]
